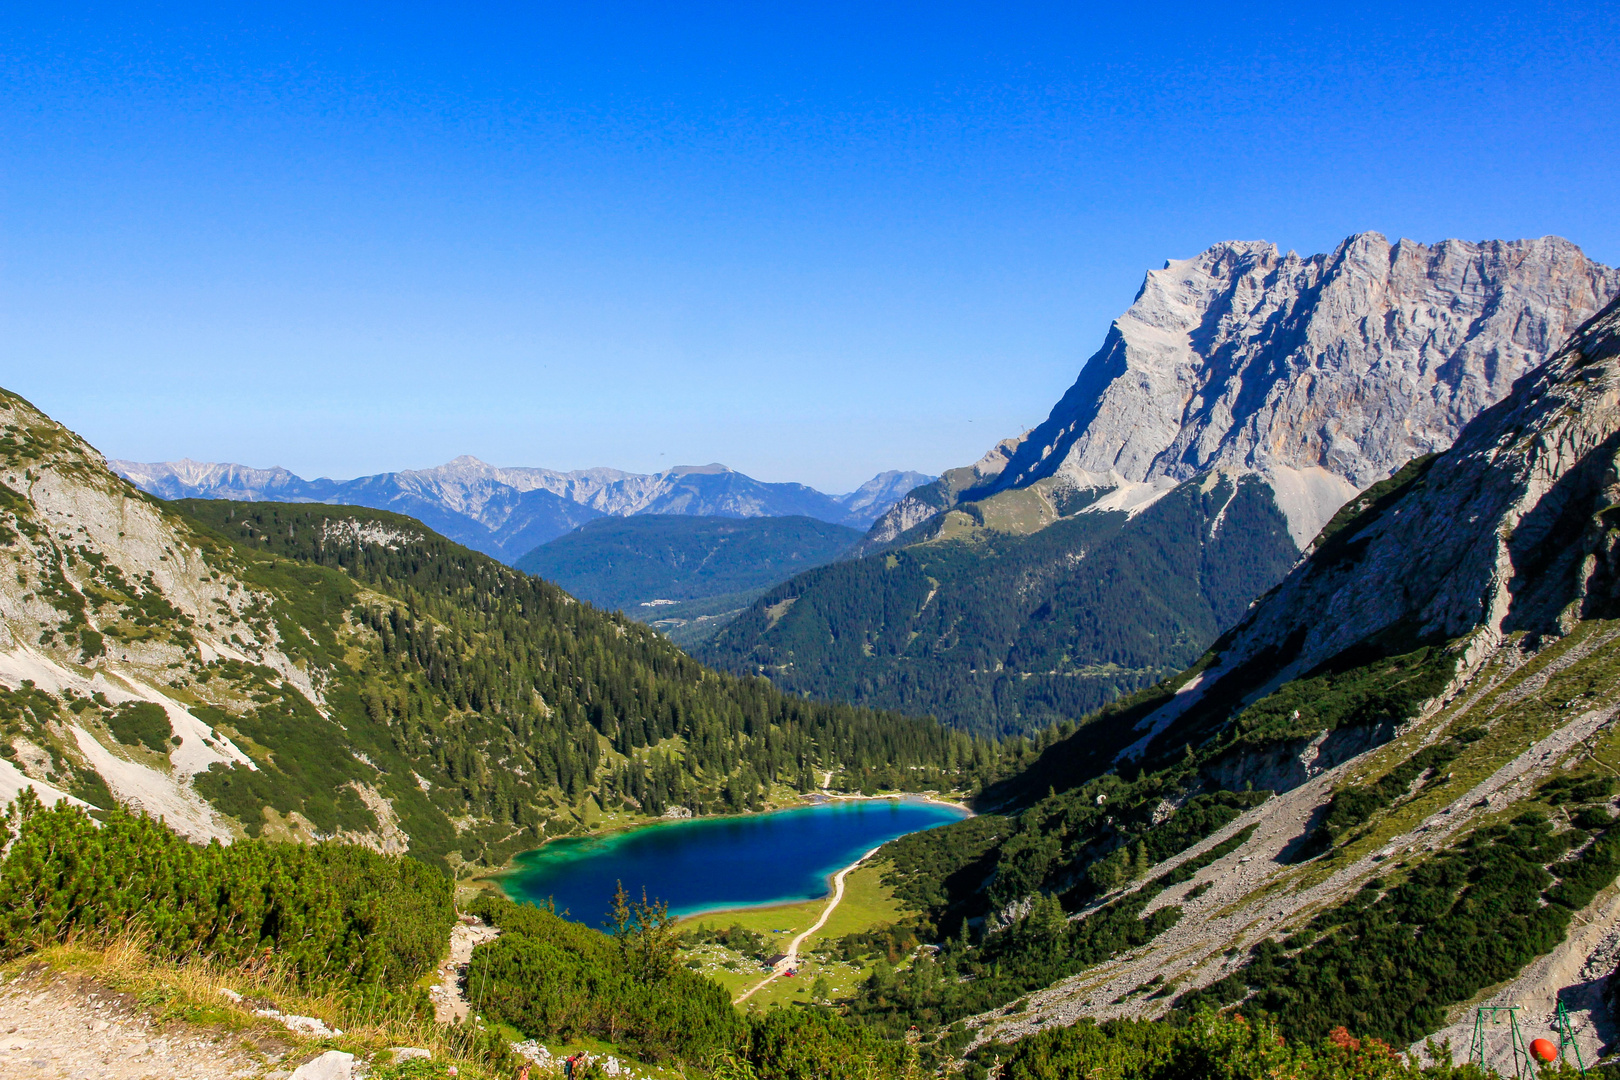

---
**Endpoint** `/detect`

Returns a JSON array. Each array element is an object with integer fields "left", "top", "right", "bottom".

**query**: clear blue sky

[{"left": 4, "top": 2, "right": 1615, "bottom": 492}]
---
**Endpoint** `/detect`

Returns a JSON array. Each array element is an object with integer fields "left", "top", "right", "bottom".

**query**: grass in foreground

[{"left": 7, "top": 935, "right": 517, "bottom": 1079}]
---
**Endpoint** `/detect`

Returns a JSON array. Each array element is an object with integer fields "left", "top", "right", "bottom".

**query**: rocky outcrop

[
  {"left": 882, "top": 233, "right": 1618, "bottom": 549},
  {"left": 1132, "top": 291, "right": 1620, "bottom": 761},
  {"left": 863, "top": 436, "right": 1026, "bottom": 549}
]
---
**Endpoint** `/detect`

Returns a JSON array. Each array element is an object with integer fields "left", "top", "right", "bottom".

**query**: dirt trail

[
  {"left": 734, "top": 848, "right": 876, "bottom": 1003},
  {"left": 0, "top": 966, "right": 289, "bottom": 1079},
  {"left": 430, "top": 917, "right": 501, "bottom": 1023}
]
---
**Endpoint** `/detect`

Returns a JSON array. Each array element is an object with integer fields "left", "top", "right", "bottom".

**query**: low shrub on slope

[{"left": 0, "top": 790, "right": 452, "bottom": 994}]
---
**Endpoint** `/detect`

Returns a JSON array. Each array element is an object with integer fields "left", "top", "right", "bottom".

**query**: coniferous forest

[{"left": 168, "top": 500, "right": 1002, "bottom": 869}]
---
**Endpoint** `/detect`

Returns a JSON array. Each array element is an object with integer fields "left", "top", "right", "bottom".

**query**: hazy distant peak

[
  {"left": 114, "top": 456, "right": 928, "bottom": 562},
  {"left": 665, "top": 463, "right": 732, "bottom": 476},
  {"left": 835, "top": 470, "right": 938, "bottom": 521}
]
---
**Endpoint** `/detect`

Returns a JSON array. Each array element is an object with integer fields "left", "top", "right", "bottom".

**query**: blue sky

[{"left": 3, "top": 2, "right": 1615, "bottom": 492}]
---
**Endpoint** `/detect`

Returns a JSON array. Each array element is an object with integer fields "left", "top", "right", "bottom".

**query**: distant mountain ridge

[
  {"left": 704, "top": 233, "right": 1619, "bottom": 735},
  {"left": 113, "top": 456, "right": 933, "bottom": 564}
]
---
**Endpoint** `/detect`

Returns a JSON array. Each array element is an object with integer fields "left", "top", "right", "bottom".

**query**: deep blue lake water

[{"left": 499, "top": 797, "right": 969, "bottom": 926}]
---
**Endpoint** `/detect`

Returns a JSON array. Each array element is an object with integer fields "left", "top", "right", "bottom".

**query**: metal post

[
  {"left": 1508, "top": 1009, "right": 1536, "bottom": 1080},
  {"left": 1556, "top": 1000, "right": 1588, "bottom": 1076}
]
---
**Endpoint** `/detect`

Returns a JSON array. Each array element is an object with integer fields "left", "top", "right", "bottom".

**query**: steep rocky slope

[
  {"left": 705, "top": 234, "right": 1618, "bottom": 735},
  {"left": 0, "top": 388, "right": 985, "bottom": 868},
  {"left": 855, "top": 294, "right": 1620, "bottom": 1075},
  {"left": 116, "top": 457, "right": 933, "bottom": 562}
]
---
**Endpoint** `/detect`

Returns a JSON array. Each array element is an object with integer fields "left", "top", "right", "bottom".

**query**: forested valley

[
  {"left": 699, "top": 473, "right": 1298, "bottom": 737},
  {"left": 170, "top": 499, "right": 1006, "bottom": 867}
]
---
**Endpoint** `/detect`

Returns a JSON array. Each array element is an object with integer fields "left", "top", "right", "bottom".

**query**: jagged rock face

[
  {"left": 874, "top": 233, "right": 1618, "bottom": 549},
  {"left": 1138, "top": 292, "right": 1620, "bottom": 749}
]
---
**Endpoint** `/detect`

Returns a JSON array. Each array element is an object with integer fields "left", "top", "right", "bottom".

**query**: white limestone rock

[
  {"left": 290, "top": 1051, "right": 354, "bottom": 1080},
  {"left": 1130, "top": 292, "right": 1620, "bottom": 756}
]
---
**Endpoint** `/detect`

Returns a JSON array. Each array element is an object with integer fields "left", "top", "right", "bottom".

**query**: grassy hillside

[{"left": 700, "top": 473, "right": 1298, "bottom": 737}]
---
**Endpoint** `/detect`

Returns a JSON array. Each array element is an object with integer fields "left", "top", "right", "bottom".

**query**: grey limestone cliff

[
  {"left": 874, "top": 233, "right": 1619, "bottom": 549},
  {"left": 1127, "top": 289, "right": 1620, "bottom": 764}
]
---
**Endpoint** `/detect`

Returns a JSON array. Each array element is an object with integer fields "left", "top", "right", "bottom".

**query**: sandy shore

[{"left": 801, "top": 790, "right": 975, "bottom": 815}]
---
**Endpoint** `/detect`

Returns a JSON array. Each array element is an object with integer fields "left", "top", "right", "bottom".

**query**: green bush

[
  {"left": 740, "top": 1007, "right": 911, "bottom": 1080},
  {"left": 468, "top": 895, "right": 741, "bottom": 1063},
  {"left": 104, "top": 701, "right": 176, "bottom": 754},
  {"left": 0, "top": 791, "right": 452, "bottom": 991},
  {"left": 995, "top": 1010, "right": 1493, "bottom": 1080}
]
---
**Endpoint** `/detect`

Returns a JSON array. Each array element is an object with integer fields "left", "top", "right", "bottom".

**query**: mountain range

[
  {"left": 112, "top": 455, "right": 932, "bottom": 565},
  {"left": 702, "top": 233, "right": 1620, "bottom": 735},
  {"left": 9, "top": 242, "right": 1620, "bottom": 1076}
]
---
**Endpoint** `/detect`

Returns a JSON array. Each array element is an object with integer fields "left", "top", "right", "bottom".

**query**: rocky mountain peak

[{"left": 876, "top": 233, "right": 1618, "bottom": 550}]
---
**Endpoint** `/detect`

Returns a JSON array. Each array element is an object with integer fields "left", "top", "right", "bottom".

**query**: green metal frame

[
  {"left": 1556, "top": 1000, "right": 1588, "bottom": 1076},
  {"left": 1468, "top": 1002, "right": 1588, "bottom": 1078},
  {"left": 1470, "top": 1005, "right": 1537, "bottom": 1079}
]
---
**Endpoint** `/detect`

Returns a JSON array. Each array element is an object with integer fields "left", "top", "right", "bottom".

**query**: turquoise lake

[{"left": 500, "top": 798, "right": 970, "bottom": 925}]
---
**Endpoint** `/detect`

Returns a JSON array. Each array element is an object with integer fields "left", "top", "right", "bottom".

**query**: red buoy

[{"left": 1530, "top": 1038, "right": 1558, "bottom": 1063}]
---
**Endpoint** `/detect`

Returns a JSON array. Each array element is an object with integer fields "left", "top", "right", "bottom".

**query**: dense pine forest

[{"left": 699, "top": 474, "right": 1298, "bottom": 737}]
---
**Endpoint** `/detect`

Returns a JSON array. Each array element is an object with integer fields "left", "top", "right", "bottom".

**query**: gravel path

[
  {"left": 430, "top": 918, "right": 501, "bottom": 1023},
  {"left": 734, "top": 848, "right": 877, "bottom": 1003},
  {"left": 0, "top": 966, "right": 289, "bottom": 1079}
]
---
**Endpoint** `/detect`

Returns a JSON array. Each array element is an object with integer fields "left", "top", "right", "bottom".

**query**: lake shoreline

[
  {"left": 670, "top": 843, "right": 882, "bottom": 927},
  {"left": 468, "top": 789, "right": 973, "bottom": 894},
  {"left": 731, "top": 843, "right": 884, "bottom": 1002}
]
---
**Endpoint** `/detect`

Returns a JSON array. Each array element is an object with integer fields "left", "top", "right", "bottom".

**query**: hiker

[
  {"left": 564, "top": 1053, "right": 579, "bottom": 1079},
  {"left": 516, "top": 1066, "right": 530, "bottom": 1080}
]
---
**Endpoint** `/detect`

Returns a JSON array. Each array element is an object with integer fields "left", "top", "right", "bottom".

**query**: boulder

[{"left": 291, "top": 1050, "right": 355, "bottom": 1080}]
